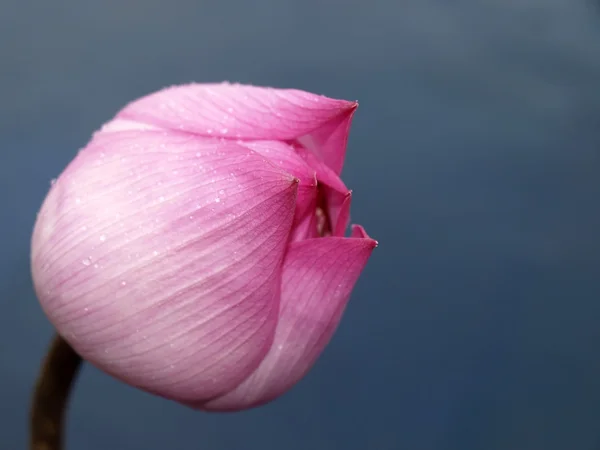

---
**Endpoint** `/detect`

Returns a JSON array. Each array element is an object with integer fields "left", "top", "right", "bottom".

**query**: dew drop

[
  {"left": 99, "top": 235, "right": 106, "bottom": 242},
  {"left": 121, "top": 281, "right": 127, "bottom": 286},
  {"left": 207, "top": 128, "right": 214, "bottom": 134},
  {"left": 220, "top": 128, "right": 228, "bottom": 134},
  {"left": 159, "top": 196, "right": 165, "bottom": 202},
  {"left": 219, "top": 189, "right": 225, "bottom": 195},
  {"left": 50, "top": 178, "right": 57, "bottom": 186},
  {"left": 215, "top": 197, "right": 221, "bottom": 203},
  {"left": 82, "top": 258, "right": 91, "bottom": 266}
]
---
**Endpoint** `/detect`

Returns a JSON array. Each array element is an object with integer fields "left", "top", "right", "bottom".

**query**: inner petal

[
  {"left": 294, "top": 144, "right": 352, "bottom": 238},
  {"left": 314, "top": 184, "right": 351, "bottom": 237}
]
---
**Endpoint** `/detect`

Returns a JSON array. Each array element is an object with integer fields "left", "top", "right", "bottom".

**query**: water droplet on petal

[
  {"left": 82, "top": 258, "right": 91, "bottom": 266},
  {"left": 99, "top": 235, "right": 106, "bottom": 242}
]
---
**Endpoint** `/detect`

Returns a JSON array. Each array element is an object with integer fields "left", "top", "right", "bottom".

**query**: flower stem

[{"left": 30, "top": 333, "right": 82, "bottom": 450}]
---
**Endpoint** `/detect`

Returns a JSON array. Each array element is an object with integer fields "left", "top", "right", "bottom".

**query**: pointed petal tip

[
  {"left": 337, "top": 98, "right": 357, "bottom": 109},
  {"left": 350, "top": 224, "right": 378, "bottom": 248},
  {"left": 334, "top": 99, "right": 358, "bottom": 118}
]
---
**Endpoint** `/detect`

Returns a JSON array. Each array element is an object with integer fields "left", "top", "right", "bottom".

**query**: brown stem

[{"left": 30, "top": 334, "right": 83, "bottom": 450}]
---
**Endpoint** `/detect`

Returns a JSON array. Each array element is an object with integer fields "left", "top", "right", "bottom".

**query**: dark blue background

[{"left": 3, "top": 1, "right": 600, "bottom": 449}]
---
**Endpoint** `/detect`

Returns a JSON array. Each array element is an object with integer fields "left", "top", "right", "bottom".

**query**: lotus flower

[{"left": 31, "top": 83, "right": 376, "bottom": 411}]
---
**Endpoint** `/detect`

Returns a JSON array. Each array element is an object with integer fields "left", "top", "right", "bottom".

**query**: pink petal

[
  {"left": 235, "top": 140, "right": 315, "bottom": 185},
  {"left": 289, "top": 193, "right": 319, "bottom": 242},
  {"left": 296, "top": 146, "right": 352, "bottom": 237},
  {"left": 31, "top": 129, "right": 299, "bottom": 403},
  {"left": 199, "top": 226, "right": 377, "bottom": 411},
  {"left": 235, "top": 140, "right": 319, "bottom": 242},
  {"left": 328, "top": 189, "right": 352, "bottom": 237},
  {"left": 115, "top": 82, "right": 357, "bottom": 174},
  {"left": 294, "top": 145, "right": 348, "bottom": 193},
  {"left": 295, "top": 104, "right": 357, "bottom": 174}
]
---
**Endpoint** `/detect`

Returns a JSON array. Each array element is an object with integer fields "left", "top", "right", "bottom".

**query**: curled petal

[
  {"left": 295, "top": 104, "right": 357, "bottom": 174},
  {"left": 199, "top": 225, "right": 376, "bottom": 411},
  {"left": 31, "top": 130, "right": 298, "bottom": 403},
  {"left": 294, "top": 145, "right": 347, "bottom": 193},
  {"left": 296, "top": 146, "right": 352, "bottom": 237},
  {"left": 327, "top": 189, "right": 352, "bottom": 237},
  {"left": 114, "top": 82, "right": 357, "bottom": 174}
]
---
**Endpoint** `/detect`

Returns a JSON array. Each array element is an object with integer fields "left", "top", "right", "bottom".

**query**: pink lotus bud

[{"left": 31, "top": 83, "right": 376, "bottom": 411}]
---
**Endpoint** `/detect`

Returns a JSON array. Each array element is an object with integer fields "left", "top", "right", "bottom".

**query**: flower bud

[{"left": 31, "top": 83, "right": 376, "bottom": 411}]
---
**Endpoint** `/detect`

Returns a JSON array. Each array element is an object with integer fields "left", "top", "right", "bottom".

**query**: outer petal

[
  {"left": 31, "top": 130, "right": 298, "bottom": 403},
  {"left": 199, "top": 225, "right": 377, "bottom": 411},
  {"left": 113, "top": 82, "right": 357, "bottom": 174}
]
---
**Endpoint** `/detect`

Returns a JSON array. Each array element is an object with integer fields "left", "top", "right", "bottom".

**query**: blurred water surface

[{"left": 2, "top": 1, "right": 600, "bottom": 449}]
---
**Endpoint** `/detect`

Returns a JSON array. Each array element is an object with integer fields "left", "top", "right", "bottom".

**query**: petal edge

[{"left": 199, "top": 229, "right": 376, "bottom": 411}]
